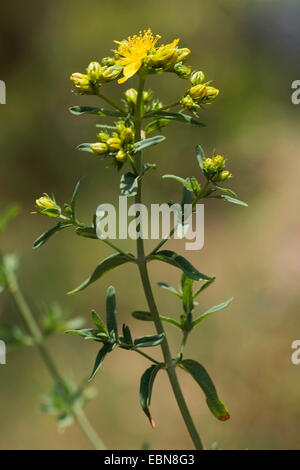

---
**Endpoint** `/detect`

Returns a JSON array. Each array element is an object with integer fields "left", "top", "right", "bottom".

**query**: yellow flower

[
  {"left": 147, "top": 38, "right": 180, "bottom": 69},
  {"left": 114, "top": 29, "right": 161, "bottom": 84}
]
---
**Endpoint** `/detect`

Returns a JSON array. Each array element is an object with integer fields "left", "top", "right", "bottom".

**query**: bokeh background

[{"left": 0, "top": 0, "right": 300, "bottom": 450}]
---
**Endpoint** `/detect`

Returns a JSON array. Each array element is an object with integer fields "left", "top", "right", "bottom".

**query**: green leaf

[
  {"left": 181, "top": 186, "right": 194, "bottom": 206},
  {"left": 0, "top": 205, "right": 20, "bottom": 232},
  {"left": 33, "top": 222, "right": 72, "bottom": 249},
  {"left": 149, "top": 111, "right": 205, "bottom": 127},
  {"left": 71, "top": 178, "right": 82, "bottom": 216},
  {"left": 145, "top": 118, "right": 172, "bottom": 135},
  {"left": 122, "top": 324, "right": 133, "bottom": 345},
  {"left": 181, "top": 274, "right": 194, "bottom": 315},
  {"left": 140, "top": 163, "right": 157, "bottom": 176},
  {"left": 68, "top": 253, "right": 133, "bottom": 294},
  {"left": 162, "top": 174, "right": 192, "bottom": 191},
  {"left": 134, "top": 333, "right": 164, "bottom": 348},
  {"left": 192, "top": 297, "right": 233, "bottom": 326},
  {"left": 91, "top": 310, "right": 108, "bottom": 335},
  {"left": 193, "top": 277, "right": 216, "bottom": 298},
  {"left": 65, "top": 328, "right": 105, "bottom": 340},
  {"left": 120, "top": 172, "right": 139, "bottom": 197},
  {"left": 69, "top": 106, "right": 124, "bottom": 117},
  {"left": 139, "top": 364, "right": 163, "bottom": 427},
  {"left": 89, "top": 344, "right": 112, "bottom": 381},
  {"left": 195, "top": 144, "right": 205, "bottom": 169},
  {"left": 106, "top": 286, "right": 118, "bottom": 334},
  {"left": 132, "top": 311, "right": 181, "bottom": 329},
  {"left": 133, "top": 135, "right": 165, "bottom": 154},
  {"left": 149, "top": 250, "right": 213, "bottom": 281},
  {"left": 76, "top": 143, "right": 94, "bottom": 153},
  {"left": 214, "top": 185, "right": 237, "bottom": 197},
  {"left": 75, "top": 226, "right": 98, "bottom": 239},
  {"left": 212, "top": 195, "right": 248, "bottom": 207},
  {"left": 157, "top": 282, "right": 182, "bottom": 298},
  {"left": 180, "top": 359, "right": 230, "bottom": 421}
]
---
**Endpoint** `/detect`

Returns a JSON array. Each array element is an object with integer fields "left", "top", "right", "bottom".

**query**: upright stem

[
  {"left": 4, "top": 262, "right": 106, "bottom": 450},
  {"left": 134, "top": 77, "right": 204, "bottom": 450}
]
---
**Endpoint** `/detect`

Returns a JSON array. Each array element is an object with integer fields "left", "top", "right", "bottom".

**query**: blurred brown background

[{"left": 0, "top": 0, "right": 300, "bottom": 450}]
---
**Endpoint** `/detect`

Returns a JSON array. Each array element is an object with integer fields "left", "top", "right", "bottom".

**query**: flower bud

[
  {"left": 124, "top": 88, "right": 138, "bottom": 105},
  {"left": 101, "top": 65, "right": 122, "bottom": 81},
  {"left": 120, "top": 127, "right": 134, "bottom": 144},
  {"left": 217, "top": 170, "right": 231, "bottom": 182},
  {"left": 97, "top": 132, "right": 110, "bottom": 142},
  {"left": 35, "top": 195, "right": 61, "bottom": 218},
  {"left": 143, "top": 90, "right": 152, "bottom": 103},
  {"left": 174, "top": 63, "right": 191, "bottom": 79},
  {"left": 176, "top": 48, "right": 191, "bottom": 62},
  {"left": 203, "top": 86, "right": 219, "bottom": 102},
  {"left": 101, "top": 57, "right": 115, "bottom": 66},
  {"left": 86, "top": 62, "right": 102, "bottom": 83},
  {"left": 180, "top": 94, "right": 197, "bottom": 110},
  {"left": 212, "top": 155, "right": 225, "bottom": 170},
  {"left": 90, "top": 142, "right": 108, "bottom": 155},
  {"left": 70, "top": 73, "right": 94, "bottom": 94},
  {"left": 190, "top": 71, "right": 205, "bottom": 86},
  {"left": 146, "top": 46, "right": 177, "bottom": 70},
  {"left": 115, "top": 149, "right": 127, "bottom": 162},
  {"left": 203, "top": 158, "right": 213, "bottom": 173},
  {"left": 189, "top": 84, "right": 207, "bottom": 100},
  {"left": 107, "top": 137, "right": 122, "bottom": 152}
]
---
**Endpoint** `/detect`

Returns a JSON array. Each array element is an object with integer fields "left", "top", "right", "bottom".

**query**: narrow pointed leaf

[
  {"left": 122, "top": 324, "right": 133, "bottom": 345},
  {"left": 195, "top": 144, "right": 205, "bottom": 169},
  {"left": 71, "top": 178, "right": 83, "bottom": 215},
  {"left": 76, "top": 143, "right": 94, "bottom": 153},
  {"left": 133, "top": 135, "right": 165, "bottom": 154},
  {"left": 68, "top": 253, "right": 133, "bottom": 294},
  {"left": 134, "top": 333, "right": 164, "bottom": 348},
  {"left": 157, "top": 282, "right": 182, "bottom": 298},
  {"left": 181, "top": 274, "right": 194, "bottom": 314},
  {"left": 91, "top": 310, "right": 108, "bottom": 335},
  {"left": 193, "top": 297, "right": 233, "bottom": 326},
  {"left": 212, "top": 195, "right": 248, "bottom": 207},
  {"left": 214, "top": 185, "right": 237, "bottom": 197},
  {"left": 145, "top": 118, "right": 172, "bottom": 134},
  {"left": 193, "top": 277, "right": 216, "bottom": 298},
  {"left": 69, "top": 106, "right": 124, "bottom": 117},
  {"left": 139, "top": 364, "right": 163, "bottom": 427},
  {"left": 180, "top": 359, "right": 230, "bottom": 421},
  {"left": 162, "top": 174, "right": 192, "bottom": 191},
  {"left": 149, "top": 250, "right": 213, "bottom": 281},
  {"left": 132, "top": 311, "right": 181, "bottom": 329},
  {"left": 147, "top": 111, "right": 205, "bottom": 127},
  {"left": 89, "top": 344, "right": 112, "bottom": 381},
  {"left": 33, "top": 222, "right": 72, "bottom": 249},
  {"left": 106, "top": 286, "right": 118, "bottom": 334}
]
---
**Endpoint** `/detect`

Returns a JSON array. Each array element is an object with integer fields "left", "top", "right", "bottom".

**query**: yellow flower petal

[{"left": 118, "top": 60, "right": 142, "bottom": 84}]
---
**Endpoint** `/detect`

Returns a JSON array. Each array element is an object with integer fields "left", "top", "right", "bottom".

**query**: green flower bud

[
  {"left": 212, "top": 155, "right": 225, "bottom": 170},
  {"left": 35, "top": 195, "right": 61, "bottom": 218},
  {"left": 174, "top": 62, "right": 191, "bottom": 79},
  {"left": 217, "top": 170, "right": 231, "bottom": 182},
  {"left": 125, "top": 88, "right": 138, "bottom": 104},
  {"left": 143, "top": 90, "right": 152, "bottom": 103},
  {"left": 190, "top": 71, "right": 205, "bottom": 86},
  {"left": 90, "top": 142, "right": 108, "bottom": 155},
  {"left": 86, "top": 61, "right": 102, "bottom": 83},
  {"left": 97, "top": 132, "right": 110, "bottom": 142},
  {"left": 107, "top": 137, "right": 122, "bottom": 152},
  {"left": 101, "top": 57, "right": 115, "bottom": 66},
  {"left": 176, "top": 47, "right": 191, "bottom": 62},
  {"left": 115, "top": 149, "right": 127, "bottom": 162},
  {"left": 203, "top": 158, "right": 213, "bottom": 173},
  {"left": 70, "top": 73, "right": 94, "bottom": 94},
  {"left": 180, "top": 94, "right": 198, "bottom": 110},
  {"left": 120, "top": 127, "right": 134, "bottom": 144},
  {"left": 101, "top": 65, "right": 122, "bottom": 81}
]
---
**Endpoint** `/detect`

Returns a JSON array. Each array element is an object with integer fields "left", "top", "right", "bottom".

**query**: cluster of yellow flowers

[
  {"left": 90, "top": 120, "right": 135, "bottom": 163},
  {"left": 202, "top": 155, "right": 231, "bottom": 182},
  {"left": 70, "top": 29, "right": 219, "bottom": 112}
]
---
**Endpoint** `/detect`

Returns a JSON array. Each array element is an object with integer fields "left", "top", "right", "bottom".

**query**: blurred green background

[{"left": 1, "top": 0, "right": 300, "bottom": 450}]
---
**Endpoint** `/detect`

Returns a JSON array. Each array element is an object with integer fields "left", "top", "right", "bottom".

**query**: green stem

[
  {"left": 134, "top": 77, "right": 204, "bottom": 450},
  {"left": 145, "top": 101, "right": 180, "bottom": 117},
  {"left": 3, "top": 261, "right": 106, "bottom": 450},
  {"left": 97, "top": 91, "right": 126, "bottom": 114},
  {"left": 134, "top": 349, "right": 161, "bottom": 365}
]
